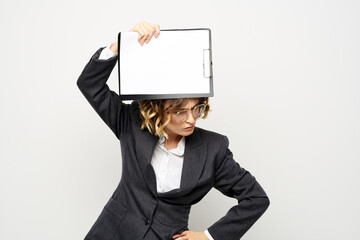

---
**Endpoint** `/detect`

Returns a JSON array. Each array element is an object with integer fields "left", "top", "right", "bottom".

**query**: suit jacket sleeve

[
  {"left": 207, "top": 136, "right": 270, "bottom": 240},
  {"left": 76, "top": 48, "right": 130, "bottom": 139}
]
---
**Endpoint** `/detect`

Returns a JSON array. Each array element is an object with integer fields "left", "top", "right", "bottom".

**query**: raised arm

[
  {"left": 76, "top": 46, "right": 128, "bottom": 139},
  {"left": 76, "top": 21, "right": 160, "bottom": 139}
]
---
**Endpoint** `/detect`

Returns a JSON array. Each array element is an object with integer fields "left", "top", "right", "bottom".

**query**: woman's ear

[
  {"left": 159, "top": 100, "right": 167, "bottom": 122},
  {"left": 162, "top": 110, "right": 169, "bottom": 123}
]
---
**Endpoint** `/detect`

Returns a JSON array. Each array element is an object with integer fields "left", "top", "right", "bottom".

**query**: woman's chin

[{"left": 181, "top": 129, "right": 195, "bottom": 136}]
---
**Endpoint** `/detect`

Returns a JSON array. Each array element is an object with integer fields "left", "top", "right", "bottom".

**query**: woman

[{"left": 77, "top": 21, "right": 270, "bottom": 240}]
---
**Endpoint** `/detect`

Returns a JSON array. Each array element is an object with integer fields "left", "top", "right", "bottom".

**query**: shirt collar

[{"left": 158, "top": 135, "right": 185, "bottom": 156}]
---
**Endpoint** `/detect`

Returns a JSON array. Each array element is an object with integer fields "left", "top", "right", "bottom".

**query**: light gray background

[{"left": 0, "top": 0, "right": 359, "bottom": 239}]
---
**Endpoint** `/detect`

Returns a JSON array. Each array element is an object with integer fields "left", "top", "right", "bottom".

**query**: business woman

[{"left": 77, "top": 21, "right": 270, "bottom": 240}]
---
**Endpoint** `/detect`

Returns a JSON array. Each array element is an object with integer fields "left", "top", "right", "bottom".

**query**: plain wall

[{"left": 0, "top": 0, "right": 359, "bottom": 239}]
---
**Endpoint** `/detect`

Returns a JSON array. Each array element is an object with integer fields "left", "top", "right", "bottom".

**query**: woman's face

[{"left": 163, "top": 98, "right": 200, "bottom": 139}]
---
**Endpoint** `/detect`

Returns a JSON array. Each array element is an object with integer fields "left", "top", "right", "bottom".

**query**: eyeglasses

[{"left": 169, "top": 104, "right": 206, "bottom": 122}]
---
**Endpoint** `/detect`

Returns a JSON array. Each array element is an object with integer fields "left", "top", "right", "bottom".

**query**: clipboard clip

[{"left": 203, "top": 49, "right": 213, "bottom": 78}]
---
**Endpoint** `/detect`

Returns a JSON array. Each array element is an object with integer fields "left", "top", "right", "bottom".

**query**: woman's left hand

[{"left": 172, "top": 230, "right": 209, "bottom": 240}]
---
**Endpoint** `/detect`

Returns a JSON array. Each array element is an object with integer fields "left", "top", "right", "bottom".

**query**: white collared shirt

[
  {"left": 99, "top": 46, "right": 214, "bottom": 240},
  {"left": 151, "top": 135, "right": 185, "bottom": 193}
]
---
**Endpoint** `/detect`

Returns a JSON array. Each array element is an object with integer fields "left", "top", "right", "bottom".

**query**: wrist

[{"left": 109, "top": 42, "right": 118, "bottom": 54}]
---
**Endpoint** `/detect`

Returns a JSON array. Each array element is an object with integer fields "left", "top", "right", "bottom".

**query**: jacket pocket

[
  {"left": 85, "top": 198, "right": 128, "bottom": 240},
  {"left": 104, "top": 197, "right": 128, "bottom": 221}
]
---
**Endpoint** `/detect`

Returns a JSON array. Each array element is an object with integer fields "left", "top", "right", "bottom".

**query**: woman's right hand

[
  {"left": 110, "top": 21, "right": 160, "bottom": 54},
  {"left": 130, "top": 21, "right": 161, "bottom": 46}
]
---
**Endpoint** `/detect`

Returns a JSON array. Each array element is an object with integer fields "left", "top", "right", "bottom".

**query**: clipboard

[{"left": 117, "top": 28, "right": 213, "bottom": 100}]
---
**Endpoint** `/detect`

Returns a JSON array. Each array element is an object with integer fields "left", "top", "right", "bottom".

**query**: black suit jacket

[{"left": 76, "top": 48, "right": 270, "bottom": 240}]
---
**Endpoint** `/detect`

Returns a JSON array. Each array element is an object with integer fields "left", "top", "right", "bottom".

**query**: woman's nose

[{"left": 186, "top": 111, "right": 196, "bottom": 124}]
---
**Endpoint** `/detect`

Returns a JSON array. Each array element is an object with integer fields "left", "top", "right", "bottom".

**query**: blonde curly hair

[{"left": 137, "top": 97, "right": 210, "bottom": 138}]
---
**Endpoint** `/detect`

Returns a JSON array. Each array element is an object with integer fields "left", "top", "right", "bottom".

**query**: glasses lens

[
  {"left": 175, "top": 110, "right": 188, "bottom": 122},
  {"left": 193, "top": 104, "right": 205, "bottom": 119}
]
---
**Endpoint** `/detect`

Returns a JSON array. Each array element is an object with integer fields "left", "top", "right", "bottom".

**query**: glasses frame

[{"left": 168, "top": 104, "right": 206, "bottom": 122}]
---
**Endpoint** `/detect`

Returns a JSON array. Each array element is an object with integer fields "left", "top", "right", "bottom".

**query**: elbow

[
  {"left": 76, "top": 76, "right": 87, "bottom": 95},
  {"left": 264, "top": 196, "right": 270, "bottom": 210},
  {"left": 259, "top": 195, "right": 270, "bottom": 214},
  {"left": 76, "top": 77, "right": 83, "bottom": 90}
]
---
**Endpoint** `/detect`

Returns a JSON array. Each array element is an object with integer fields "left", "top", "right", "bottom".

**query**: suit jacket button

[{"left": 145, "top": 219, "right": 150, "bottom": 225}]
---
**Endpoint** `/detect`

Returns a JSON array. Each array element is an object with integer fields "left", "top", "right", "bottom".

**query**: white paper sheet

[{"left": 119, "top": 29, "right": 212, "bottom": 97}]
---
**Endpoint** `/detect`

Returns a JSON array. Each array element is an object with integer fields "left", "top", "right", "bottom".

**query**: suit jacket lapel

[
  {"left": 134, "top": 122, "right": 159, "bottom": 198},
  {"left": 181, "top": 127, "right": 206, "bottom": 191}
]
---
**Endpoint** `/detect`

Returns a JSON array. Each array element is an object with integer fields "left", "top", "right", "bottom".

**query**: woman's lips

[{"left": 185, "top": 126, "right": 194, "bottom": 130}]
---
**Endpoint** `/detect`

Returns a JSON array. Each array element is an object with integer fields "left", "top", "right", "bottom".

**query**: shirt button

[{"left": 144, "top": 219, "right": 150, "bottom": 225}]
